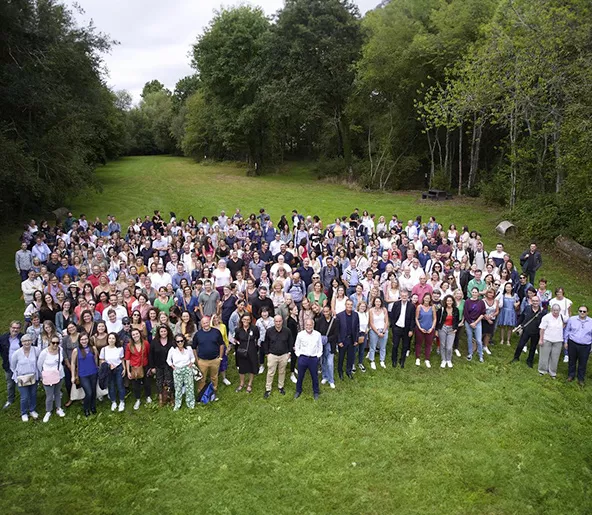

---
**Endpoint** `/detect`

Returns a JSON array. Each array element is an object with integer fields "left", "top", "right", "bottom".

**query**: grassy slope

[{"left": 0, "top": 156, "right": 590, "bottom": 515}]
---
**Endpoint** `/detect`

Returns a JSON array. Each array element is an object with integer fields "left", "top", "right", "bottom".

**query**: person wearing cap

[
  {"left": 10, "top": 333, "right": 39, "bottom": 422},
  {"left": 563, "top": 306, "right": 592, "bottom": 385}
]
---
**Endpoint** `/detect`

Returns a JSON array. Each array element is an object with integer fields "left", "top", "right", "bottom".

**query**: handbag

[
  {"left": 237, "top": 330, "right": 252, "bottom": 358},
  {"left": 131, "top": 366, "right": 145, "bottom": 379},
  {"left": 70, "top": 383, "right": 85, "bottom": 401},
  {"left": 17, "top": 374, "right": 36, "bottom": 387},
  {"left": 191, "top": 364, "right": 203, "bottom": 382}
]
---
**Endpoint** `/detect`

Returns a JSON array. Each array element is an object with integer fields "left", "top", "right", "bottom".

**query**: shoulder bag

[{"left": 237, "top": 330, "right": 252, "bottom": 358}]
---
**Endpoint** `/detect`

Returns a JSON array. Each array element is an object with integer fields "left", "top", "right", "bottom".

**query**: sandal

[
  {"left": 246, "top": 385, "right": 252, "bottom": 393},
  {"left": 235, "top": 385, "right": 244, "bottom": 393}
]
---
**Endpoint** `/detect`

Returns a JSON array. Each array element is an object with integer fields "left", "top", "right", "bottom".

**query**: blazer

[
  {"left": 0, "top": 332, "right": 24, "bottom": 372},
  {"left": 435, "top": 306, "right": 460, "bottom": 331},
  {"left": 336, "top": 310, "right": 359, "bottom": 347},
  {"left": 389, "top": 300, "right": 416, "bottom": 332}
]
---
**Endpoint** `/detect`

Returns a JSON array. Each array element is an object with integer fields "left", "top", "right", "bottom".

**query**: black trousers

[
  {"left": 514, "top": 331, "right": 540, "bottom": 366},
  {"left": 568, "top": 339, "right": 591, "bottom": 382},
  {"left": 338, "top": 344, "right": 355, "bottom": 376},
  {"left": 391, "top": 325, "right": 411, "bottom": 367}
]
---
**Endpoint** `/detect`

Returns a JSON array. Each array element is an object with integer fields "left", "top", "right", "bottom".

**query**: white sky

[{"left": 65, "top": 0, "right": 379, "bottom": 103}]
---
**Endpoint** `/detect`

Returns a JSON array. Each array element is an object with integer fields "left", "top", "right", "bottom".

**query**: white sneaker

[
  {"left": 563, "top": 355, "right": 569, "bottom": 363},
  {"left": 56, "top": 408, "right": 65, "bottom": 417},
  {"left": 406, "top": 350, "right": 410, "bottom": 357},
  {"left": 258, "top": 365, "right": 265, "bottom": 374},
  {"left": 222, "top": 378, "right": 232, "bottom": 386},
  {"left": 441, "top": 361, "right": 446, "bottom": 368},
  {"left": 352, "top": 364, "right": 356, "bottom": 372},
  {"left": 133, "top": 400, "right": 141, "bottom": 410},
  {"left": 118, "top": 401, "right": 125, "bottom": 412},
  {"left": 321, "top": 379, "right": 328, "bottom": 385},
  {"left": 415, "top": 358, "right": 421, "bottom": 366},
  {"left": 329, "top": 383, "right": 335, "bottom": 389},
  {"left": 522, "top": 347, "right": 527, "bottom": 353},
  {"left": 484, "top": 347, "right": 491, "bottom": 355},
  {"left": 3, "top": 401, "right": 12, "bottom": 409},
  {"left": 111, "top": 402, "right": 117, "bottom": 411},
  {"left": 380, "top": 361, "right": 386, "bottom": 369},
  {"left": 535, "top": 349, "right": 538, "bottom": 355},
  {"left": 294, "top": 369, "right": 298, "bottom": 376},
  {"left": 425, "top": 360, "right": 431, "bottom": 369},
  {"left": 454, "top": 349, "right": 461, "bottom": 357},
  {"left": 21, "top": 414, "right": 29, "bottom": 422},
  {"left": 370, "top": 361, "right": 376, "bottom": 370},
  {"left": 43, "top": 412, "right": 51, "bottom": 423},
  {"left": 290, "top": 373, "right": 297, "bottom": 384},
  {"left": 447, "top": 361, "right": 453, "bottom": 368},
  {"left": 145, "top": 396, "right": 152, "bottom": 404},
  {"left": 29, "top": 411, "right": 39, "bottom": 420}
]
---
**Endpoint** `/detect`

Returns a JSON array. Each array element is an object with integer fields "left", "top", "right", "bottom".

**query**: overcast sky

[{"left": 65, "top": 0, "right": 379, "bottom": 103}]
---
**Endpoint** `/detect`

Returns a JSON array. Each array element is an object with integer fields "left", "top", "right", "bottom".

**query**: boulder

[
  {"left": 555, "top": 235, "right": 592, "bottom": 266},
  {"left": 495, "top": 220, "right": 516, "bottom": 236},
  {"left": 52, "top": 207, "right": 70, "bottom": 223}
]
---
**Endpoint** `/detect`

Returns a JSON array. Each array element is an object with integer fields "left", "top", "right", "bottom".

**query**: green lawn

[{"left": 0, "top": 156, "right": 590, "bottom": 515}]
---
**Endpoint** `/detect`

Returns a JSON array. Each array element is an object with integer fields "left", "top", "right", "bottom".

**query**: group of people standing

[{"left": 3, "top": 207, "right": 591, "bottom": 422}]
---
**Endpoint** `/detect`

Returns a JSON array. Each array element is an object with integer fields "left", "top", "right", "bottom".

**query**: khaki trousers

[
  {"left": 265, "top": 353, "right": 290, "bottom": 391},
  {"left": 198, "top": 358, "right": 220, "bottom": 392}
]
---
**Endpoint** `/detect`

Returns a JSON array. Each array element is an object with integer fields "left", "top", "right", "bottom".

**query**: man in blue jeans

[
  {"left": 294, "top": 319, "right": 323, "bottom": 400},
  {"left": 337, "top": 299, "right": 360, "bottom": 380},
  {"left": 315, "top": 306, "right": 339, "bottom": 389},
  {"left": 0, "top": 321, "right": 23, "bottom": 409}
]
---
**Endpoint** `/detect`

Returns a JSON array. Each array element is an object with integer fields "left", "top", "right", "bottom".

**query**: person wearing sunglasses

[
  {"left": 563, "top": 306, "right": 592, "bottom": 385},
  {"left": 37, "top": 337, "right": 66, "bottom": 422},
  {"left": 166, "top": 334, "right": 196, "bottom": 410}
]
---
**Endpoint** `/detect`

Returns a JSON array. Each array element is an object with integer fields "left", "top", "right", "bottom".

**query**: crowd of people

[{"left": 2, "top": 207, "right": 591, "bottom": 423}]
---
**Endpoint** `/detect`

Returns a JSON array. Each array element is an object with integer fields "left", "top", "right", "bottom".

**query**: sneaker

[
  {"left": 290, "top": 373, "right": 297, "bottom": 384},
  {"left": 447, "top": 361, "right": 453, "bottom": 369},
  {"left": 29, "top": 411, "right": 39, "bottom": 420},
  {"left": 2, "top": 401, "right": 12, "bottom": 410},
  {"left": 479, "top": 356, "right": 484, "bottom": 363},
  {"left": 43, "top": 412, "right": 51, "bottom": 423},
  {"left": 258, "top": 365, "right": 265, "bottom": 374},
  {"left": 415, "top": 358, "right": 421, "bottom": 366},
  {"left": 425, "top": 360, "right": 431, "bottom": 369},
  {"left": 279, "top": 388, "right": 286, "bottom": 395},
  {"left": 563, "top": 355, "right": 569, "bottom": 363},
  {"left": 352, "top": 364, "right": 356, "bottom": 372},
  {"left": 313, "top": 393, "right": 319, "bottom": 401},
  {"left": 358, "top": 364, "right": 366, "bottom": 372},
  {"left": 522, "top": 347, "right": 527, "bottom": 353},
  {"left": 370, "top": 361, "right": 377, "bottom": 370},
  {"left": 222, "top": 378, "right": 232, "bottom": 386},
  {"left": 118, "top": 401, "right": 125, "bottom": 412},
  {"left": 406, "top": 350, "right": 410, "bottom": 357},
  {"left": 329, "top": 383, "right": 335, "bottom": 389},
  {"left": 380, "top": 361, "right": 386, "bottom": 369},
  {"left": 484, "top": 347, "right": 491, "bottom": 355},
  {"left": 440, "top": 361, "right": 446, "bottom": 369},
  {"left": 21, "top": 414, "right": 29, "bottom": 422},
  {"left": 133, "top": 400, "right": 141, "bottom": 410},
  {"left": 535, "top": 349, "right": 538, "bottom": 355},
  {"left": 263, "top": 391, "right": 271, "bottom": 399},
  {"left": 321, "top": 379, "right": 328, "bottom": 385},
  {"left": 173, "top": 406, "right": 180, "bottom": 411},
  {"left": 111, "top": 402, "right": 117, "bottom": 411},
  {"left": 56, "top": 408, "right": 65, "bottom": 417},
  {"left": 454, "top": 349, "right": 461, "bottom": 357},
  {"left": 145, "top": 396, "right": 152, "bottom": 404},
  {"left": 467, "top": 355, "right": 473, "bottom": 361}
]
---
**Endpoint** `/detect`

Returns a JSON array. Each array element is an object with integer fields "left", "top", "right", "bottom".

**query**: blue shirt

[
  {"left": 564, "top": 316, "right": 592, "bottom": 345},
  {"left": 192, "top": 328, "right": 224, "bottom": 360}
]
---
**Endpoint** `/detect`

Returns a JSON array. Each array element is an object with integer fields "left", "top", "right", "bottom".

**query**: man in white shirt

[
  {"left": 390, "top": 291, "right": 415, "bottom": 368},
  {"left": 21, "top": 270, "right": 43, "bottom": 305},
  {"left": 269, "top": 233, "right": 283, "bottom": 256},
  {"left": 405, "top": 220, "right": 418, "bottom": 239},
  {"left": 105, "top": 294, "right": 128, "bottom": 321},
  {"left": 150, "top": 263, "right": 172, "bottom": 291},
  {"left": 398, "top": 267, "right": 415, "bottom": 295},
  {"left": 270, "top": 255, "right": 292, "bottom": 280},
  {"left": 294, "top": 318, "right": 322, "bottom": 400}
]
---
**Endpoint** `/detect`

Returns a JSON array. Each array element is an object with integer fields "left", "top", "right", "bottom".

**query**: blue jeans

[
  {"left": 79, "top": 374, "right": 97, "bottom": 412},
  {"left": 368, "top": 330, "right": 388, "bottom": 362},
  {"left": 465, "top": 320, "right": 483, "bottom": 359},
  {"left": 321, "top": 342, "right": 334, "bottom": 384},
  {"left": 108, "top": 365, "right": 126, "bottom": 402},
  {"left": 18, "top": 383, "right": 37, "bottom": 415},
  {"left": 296, "top": 356, "right": 320, "bottom": 395},
  {"left": 356, "top": 333, "right": 367, "bottom": 365}
]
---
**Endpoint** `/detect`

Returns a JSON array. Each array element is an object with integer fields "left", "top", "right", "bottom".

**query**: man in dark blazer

[
  {"left": 520, "top": 242, "right": 542, "bottom": 285},
  {"left": 0, "top": 321, "right": 24, "bottom": 409},
  {"left": 336, "top": 299, "right": 359, "bottom": 379},
  {"left": 389, "top": 291, "right": 415, "bottom": 368}
]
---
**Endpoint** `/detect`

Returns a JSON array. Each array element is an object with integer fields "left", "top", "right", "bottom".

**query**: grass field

[{"left": 0, "top": 156, "right": 590, "bottom": 515}]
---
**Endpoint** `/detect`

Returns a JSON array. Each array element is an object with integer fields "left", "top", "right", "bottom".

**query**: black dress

[{"left": 234, "top": 325, "right": 260, "bottom": 374}]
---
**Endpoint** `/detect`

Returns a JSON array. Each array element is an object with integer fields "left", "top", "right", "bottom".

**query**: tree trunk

[
  {"left": 338, "top": 113, "right": 353, "bottom": 179},
  {"left": 509, "top": 109, "right": 517, "bottom": 210},
  {"left": 468, "top": 117, "right": 482, "bottom": 190},
  {"left": 458, "top": 123, "right": 463, "bottom": 196},
  {"left": 553, "top": 129, "right": 562, "bottom": 193},
  {"left": 426, "top": 129, "right": 435, "bottom": 188}
]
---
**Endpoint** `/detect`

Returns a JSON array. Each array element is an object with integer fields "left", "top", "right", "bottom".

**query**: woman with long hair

[
  {"left": 150, "top": 324, "right": 174, "bottom": 406},
  {"left": 368, "top": 297, "right": 388, "bottom": 369},
  {"left": 174, "top": 310, "right": 197, "bottom": 341},
  {"left": 415, "top": 293, "right": 437, "bottom": 368},
  {"left": 130, "top": 309, "right": 148, "bottom": 340},
  {"left": 37, "top": 334, "right": 66, "bottom": 422},
  {"left": 497, "top": 282, "right": 520, "bottom": 346},
  {"left": 99, "top": 332, "right": 126, "bottom": 412},
  {"left": 482, "top": 288, "right": 500, "bottom": 355},
  {"left": 39, "top": 320, "right": 61, "bottom": 350},
  {"left": 436, "top": 295, "right": 460, "bottom": 368},
  {"left": 234, "top": 313, "right": 259, "bottom": 393},
  {"left": 39, "top": 293, "right": 59, "bottom": 324},
  {"left": 77, "top": 309, "right": 96, "bottom": 336},
  {"left": 166, "top": 334, "right": 196, "bottom": 410},
  {"left": 55, "top": 299, "right": 75, "bottom": 335},
  {"left": 91, "top": 320, "right": 109, "bottom": 357},
  {"left": 125, "top": 328, "right": 152, "bottom": 410},
  {"left": 70, "top": 332, "right": 98, "bottom": 417}
]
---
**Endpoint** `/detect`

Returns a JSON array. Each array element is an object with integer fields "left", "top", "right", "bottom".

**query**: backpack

[{"left": 197, "top": 381, "right": 216, "bottom": 405}]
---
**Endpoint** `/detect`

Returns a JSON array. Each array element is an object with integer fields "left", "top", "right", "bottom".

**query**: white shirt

[
  {"left": 212, "top": 268, "right": 232, "bottom": 288},
  {"left": 104, "top": 305, "right": 128, "bottom": 322},
  {"left": 269, "top": 239, "right": 282, "bottom": 256},
  {"left": 398, "top": 275, "right": 414, "bottom": 294},
  {"left": 166, "top": 346, "right": 195, "bottom": 368},
  {"left": 295, "top": 329, "right": 323, "bottom": 358},
  {"left": 100, "top": 346, "right": 124, "bottom": 367},
  {"left": 151, "top": 271, "right": 172, "bottom": 290},
  {"left": 539, "top": 313, "right": 565, "bottom": 342},
  {"left": 549, "top": 297, "right": 572, "bottom": 318}
]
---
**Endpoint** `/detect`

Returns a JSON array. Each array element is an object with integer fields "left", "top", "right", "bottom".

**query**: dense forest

[{"left": 2, "top": 0, "right": 591, "bottom": 246}]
